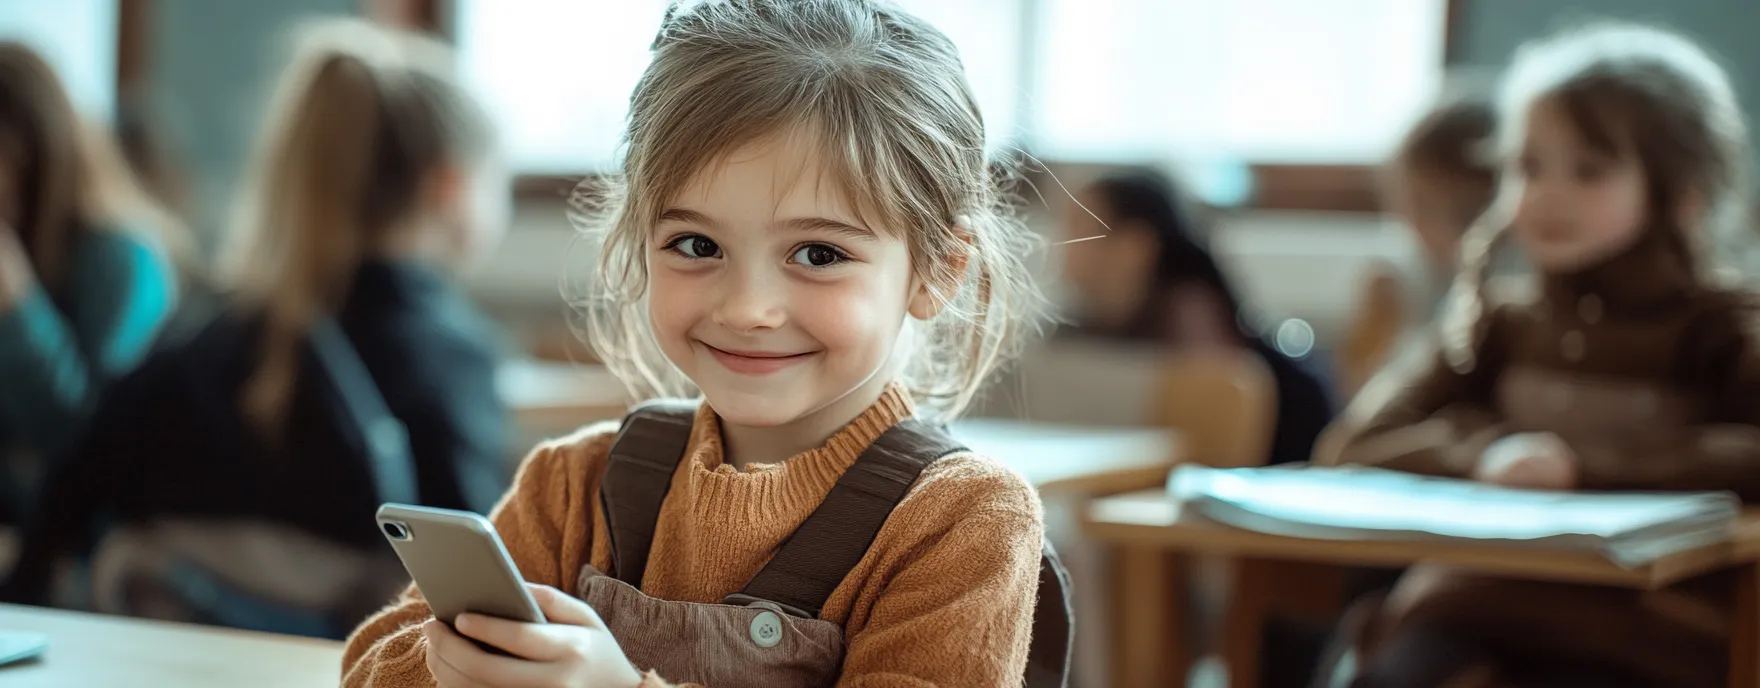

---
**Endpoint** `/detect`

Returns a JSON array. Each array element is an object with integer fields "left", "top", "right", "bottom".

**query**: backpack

[
  {"left": 83, "top": 317, "right": 414, "bottom": 638},
  {"left": 602, "top": 401, "right": 1074, "bottom": 687}
]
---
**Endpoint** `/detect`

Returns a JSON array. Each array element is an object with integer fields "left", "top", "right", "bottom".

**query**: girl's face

[
  {"left": 646, "top": 132, "right": 928, "bottom": 429},
  {"left": 1057, "top": 190, "right": 1156, "bottom": 325},
  {"left": 421, "top": 155, "right": 511, "bottom": 272},
  {"left": 1508, "top": 98, "right": 1649, "bottom": 273},
  {"left": 1389, "top": 172, "right": 1469, "bottom": 271}
]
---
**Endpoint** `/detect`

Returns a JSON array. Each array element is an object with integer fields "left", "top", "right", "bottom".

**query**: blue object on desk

[{"left": 0, "top": 631, "right": 48, "bottom": 666}]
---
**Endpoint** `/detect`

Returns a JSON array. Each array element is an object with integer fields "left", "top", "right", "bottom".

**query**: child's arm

[
  {"left": 1325, "top": 305, "right": 1509, "bottom": 476},
  {"left": 341, "top": 432, "right": 606, "bottom": 687},
  {"left": 832, "top": 463, "right": 1044, "bottom": 687}
]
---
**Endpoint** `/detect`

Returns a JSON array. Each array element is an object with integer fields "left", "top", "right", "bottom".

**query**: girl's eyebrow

[
  {"left": 658, "top": 207, "right": 719, "bottom": 228},
  {"left": 778, "top": 216, "right": 877, "bottom": 241}
]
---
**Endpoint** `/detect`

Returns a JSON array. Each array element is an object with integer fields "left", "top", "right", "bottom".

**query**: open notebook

[{"left": 1167, "top": 464, "right": 1741, "bottom": 568}]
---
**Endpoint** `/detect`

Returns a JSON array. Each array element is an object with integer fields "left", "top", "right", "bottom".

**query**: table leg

[
  {"left": 1732, "top": 562, "right": 1760, "bottom": 688},
  {"left": 1110, "top": 545, "right": 1190, "bottom": 687},
  {"left": 1222, "top": 557, "right": 1270, "bottom": 688}
]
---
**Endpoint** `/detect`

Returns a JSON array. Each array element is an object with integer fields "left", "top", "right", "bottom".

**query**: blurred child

[
  {"left": 343, "top": 1, "right": 1061, "bottom": 685},
  {"left": 1337, "top": 93, "right": 1498, "bottom": 397},
  {"left": 1061, "top": 169, "right": 1335, "bottom": 467},
  {"left": 1325, "top": 23, "right": 1760, "bottom": 687},
  {"left": 2, "top": 20, "right": 511, "bottom": 626},
  {"left": 0, "top": 42, "right": 181, "bottom": 518}
]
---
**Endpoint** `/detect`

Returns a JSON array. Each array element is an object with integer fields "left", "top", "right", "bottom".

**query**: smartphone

[{"left": 376, "top": 503, "right": 546, "bottom": 628}]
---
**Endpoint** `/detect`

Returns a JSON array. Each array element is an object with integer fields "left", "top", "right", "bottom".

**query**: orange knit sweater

[{"left": 341, "top": 384, "right": 1045, "bottom": 687}]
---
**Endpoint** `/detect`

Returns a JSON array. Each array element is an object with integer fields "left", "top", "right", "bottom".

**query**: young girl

[
  {"left": 0, "top": 42, "right": 181, "bottom": 515},
  {"left": 343, "top": 1, "right": 1052, "bottom": 686},
  {"left": 1325, "top": 23, "right": 1760, "bottom": 687},
  {"left": 1, "top": 19, "right": 511, "bottom": 623},
  {"left": 1338, "top": 92, "right": 1498, "bottom": 397}
]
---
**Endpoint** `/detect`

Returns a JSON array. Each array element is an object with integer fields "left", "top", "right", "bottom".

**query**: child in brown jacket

[{"left": 1324, "top": 22, "right": 1760, "bottom": 687}]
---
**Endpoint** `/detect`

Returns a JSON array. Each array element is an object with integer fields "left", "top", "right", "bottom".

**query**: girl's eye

[
  {"left": 790, "top": 243, "right": 849, "bottom": 268},
  {"left": 664, "top": 235, "right": 722, "bottom": 259}
]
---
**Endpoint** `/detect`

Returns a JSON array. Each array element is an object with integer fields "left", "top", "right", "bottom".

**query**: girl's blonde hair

[
  {"left": 222, "top": 18, "right": 493, "bottom": 432},
  {"left": 0, "top": 41, "right": 185, "bottom": 286},
  {"left": 574, "top": 0, "right": 1050, "bottom": 419},
  {"left": 1441, "top": 22, "right": 1750, "bottom": 371}
]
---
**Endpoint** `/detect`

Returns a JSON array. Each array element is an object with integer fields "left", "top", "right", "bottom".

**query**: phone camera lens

[{"left": 382, "top": 521, "right": 409, "bottom": 540}]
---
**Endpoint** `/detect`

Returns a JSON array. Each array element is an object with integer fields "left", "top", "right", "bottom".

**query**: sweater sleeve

[
  {"left": 1325, "top": 306, "right": 1509, "bottom": 477},
  {"left": 1572, "top": 306, "right": 1760, "bottom": 501},
  {"left": 341, "top": 430, "right": 607, "bottom": 687},
  {"left": 0, "top": 232, "right": 175, "bottom": 456},
  {"left": 833, "top": 465, "right": 1043, "bottom": 687}
]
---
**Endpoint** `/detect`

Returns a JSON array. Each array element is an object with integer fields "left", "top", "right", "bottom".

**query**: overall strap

[
  {"left": 727, "top": 419, "right": 966, "bottom": 618},
  {"left": 307, "top": 317, "right": 417, "bottom": 507},
  {"left": 600, "top": 400, "right": 697, "bottom": 588}
]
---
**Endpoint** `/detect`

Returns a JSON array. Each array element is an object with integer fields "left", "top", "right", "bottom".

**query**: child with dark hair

[{"left": 1061, "top": 168, "right": 1336, "bottom": 467}]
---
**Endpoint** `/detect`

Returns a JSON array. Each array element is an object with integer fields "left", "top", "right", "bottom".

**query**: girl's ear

[{"left": 907, "top": 227, "right": 972, "bottom": 320}]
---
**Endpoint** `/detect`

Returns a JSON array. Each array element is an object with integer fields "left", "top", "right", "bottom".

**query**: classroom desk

[
  {"left": 955, "top": 421, "right": 1180, "bottom": 688},
  {"left": 499, "top": 359, "right": 629, "bottom": 434},
  {"left": 495, "top": 360, "right": 1187, "bottom": 494},
  {"left": 1084, "top": 490, "right": 1760, "bottom": 688},
  {"left": 952, "top": 419, "right": 1181, "bottom": 494},
  {"left": 0, "top": 603, "right": 343, "bottom": 687}
]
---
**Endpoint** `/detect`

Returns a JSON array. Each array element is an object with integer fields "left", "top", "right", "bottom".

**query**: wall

[
  {"left": 145, "top": 0, "right": 359, "bottom": 250},
  {"left": 1452, "top": 0, "right": 1760, "bottom": 171}
]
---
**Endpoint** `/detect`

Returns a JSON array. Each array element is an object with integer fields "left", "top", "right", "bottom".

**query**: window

[
  {"left": 456, "top": 0, "right": 1021, "bottom": 174},
  {"left": 1032, "top": 0, "right": 1447, "bottom": 164},
  {"left": 457, "top": 0, "right": 1446, "bottom": 173},
  {"left": 0, "top": 0, "right": 118, "bottom": 123}
]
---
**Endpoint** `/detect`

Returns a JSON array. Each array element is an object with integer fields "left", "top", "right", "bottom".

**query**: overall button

[{"left": 750, "top": 610, "right": 783, "bottom": 648}]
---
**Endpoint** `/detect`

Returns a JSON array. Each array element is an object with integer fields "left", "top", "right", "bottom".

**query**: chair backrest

[
  {"left": 1153, "top": 350, "right": 1278, "bottom": 468},
  {"left": 85, "top": 317, "right": 415, "bottom": 638},
  {"left": 1337, "top": 266, "right": 1408, "bottom": 401},
  {"left": 89, "top": 520, "right": 408, "bottom": 638}
]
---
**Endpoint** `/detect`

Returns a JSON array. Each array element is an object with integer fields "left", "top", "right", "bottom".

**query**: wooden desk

[
  {"left": 951, "top": 420, "right": 1181, "bottom": 493},
  {"left": 0, "top": 603, "right": 342, "bottom": 687},
  {"left": 1085, "top": 490, "right": 1760, "bottom": 688},
  {"left": 499, "top": 360, "right": 628, "bottom": 431},
  {"left": 952, "top": 421, "right": 1179, "bottom": 688}
]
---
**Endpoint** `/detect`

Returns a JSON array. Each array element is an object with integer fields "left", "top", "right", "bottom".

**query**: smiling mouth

[{"left": 702, "top": 343, "right": 817, "bottom": 375}]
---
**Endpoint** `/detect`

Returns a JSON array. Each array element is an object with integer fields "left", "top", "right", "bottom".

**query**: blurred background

[
  {"left": 6, "top": 0, "right": 1752, "bottom": 357},
  {"left": 2, "top": 2, "right": 1759, "bottom": 687}
]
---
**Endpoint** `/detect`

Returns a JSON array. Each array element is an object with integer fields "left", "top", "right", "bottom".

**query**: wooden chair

[
  {"left": 1154, "top": 350, "right": 1357, "bottom": 687},
  {"left": 1152, "top": 349, "right": 1277, "bottom": 469},
  {"left": 1138, "top": 351, "right": 1282, "bottom": 686},
  {"left": 1336, "top": 263, "right": 1407, "bottom": 403}
]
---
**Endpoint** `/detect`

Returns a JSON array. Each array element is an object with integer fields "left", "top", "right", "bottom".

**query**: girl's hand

[
  {"left": 1473, "top": 432, "right": 1578, "bottom": 489},
  {"left": 0, "top": 223, "right": 35, "bottom": 310},
  {"left": 423, "top": 584, "right": 644, "bottom": 688}
]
